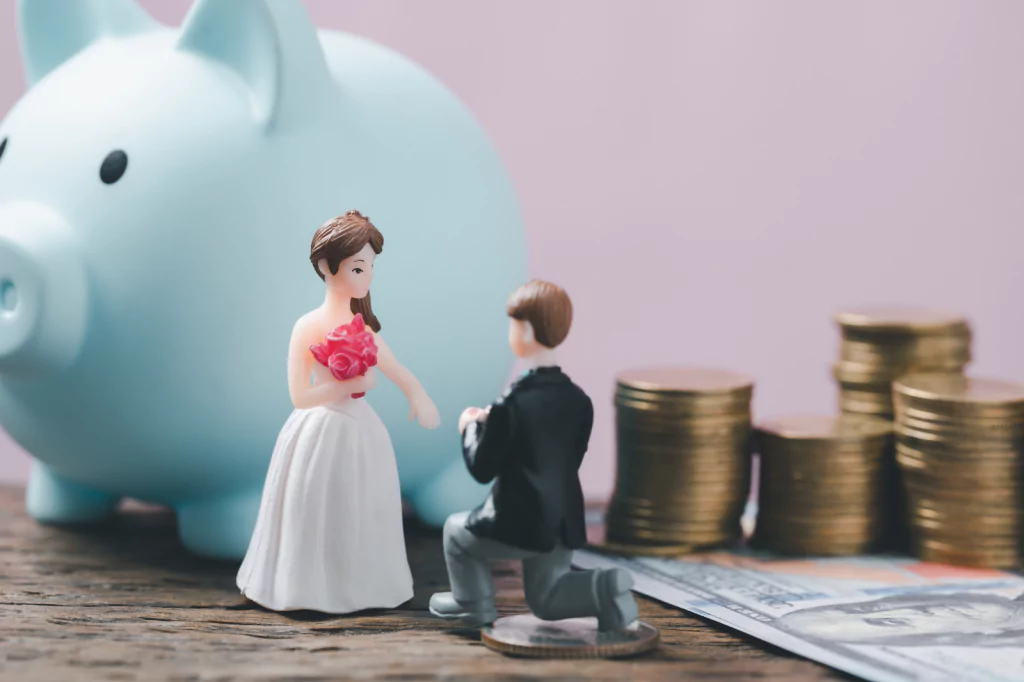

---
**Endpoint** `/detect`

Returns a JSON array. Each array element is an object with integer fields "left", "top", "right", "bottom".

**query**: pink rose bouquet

[{"left": 309, "top": 313, "right": 378, "bottom": 398}]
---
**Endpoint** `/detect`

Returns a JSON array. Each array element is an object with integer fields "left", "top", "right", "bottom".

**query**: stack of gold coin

[
  {"left": 605, "top": 367, "right": 754, "bottom": 554},
  {"left": 752, "top": 415, "right": 894, "bottom": 556},
  {"left": 834, "top": 307, "right": 972, "bottom": 420},
  {"left": 894, "top": 374, "right": 1024, "bottom": 569}
]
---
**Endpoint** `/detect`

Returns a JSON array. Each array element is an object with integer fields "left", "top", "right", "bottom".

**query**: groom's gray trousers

[{"left": 442, "top": 511, "right": 604, "bottom": 620}]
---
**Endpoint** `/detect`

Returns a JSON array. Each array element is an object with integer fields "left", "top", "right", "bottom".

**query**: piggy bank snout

[{"left": 0, "top": 204, "right": 88, "bottom": 376}]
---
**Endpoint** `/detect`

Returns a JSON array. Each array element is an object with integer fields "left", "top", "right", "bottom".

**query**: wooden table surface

[{"left": 0, "top": 486, "right": 848, "bottom": 681}]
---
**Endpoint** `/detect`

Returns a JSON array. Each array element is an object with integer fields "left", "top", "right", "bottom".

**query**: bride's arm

[
  {"left": 374, "top": 334, "right": 440, "bottom": 428},
  {"left": 287, "top": 317, "right": 374, "bottom": 409}
]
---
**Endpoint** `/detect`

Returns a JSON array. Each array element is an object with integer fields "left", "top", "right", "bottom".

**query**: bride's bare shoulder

[{"left": 291, "top": 310, "right": 324, "bottom": 339}]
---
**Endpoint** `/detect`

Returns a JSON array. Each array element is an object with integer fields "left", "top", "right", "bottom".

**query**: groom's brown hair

[{"left": 506, "top": 280, "right": 573, "bottom": 349}]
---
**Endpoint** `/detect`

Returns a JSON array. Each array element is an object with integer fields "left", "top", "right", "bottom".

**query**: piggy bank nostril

[{"left": 0, "top": 279, "right": 18, "bottom": 314}]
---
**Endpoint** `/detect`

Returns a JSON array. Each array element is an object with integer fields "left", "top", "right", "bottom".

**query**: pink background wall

[{"left": 1, "top": 1, "right": 1022, "bottom": 501}]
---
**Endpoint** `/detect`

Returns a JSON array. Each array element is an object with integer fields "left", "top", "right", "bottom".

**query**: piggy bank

[{"left": 0, "top": 0, "right": 526, "bottom": 558}]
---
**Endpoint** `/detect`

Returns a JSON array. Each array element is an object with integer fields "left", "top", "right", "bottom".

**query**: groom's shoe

[{"left": 429, "top": 592, "right": 498, "bottom": 627}]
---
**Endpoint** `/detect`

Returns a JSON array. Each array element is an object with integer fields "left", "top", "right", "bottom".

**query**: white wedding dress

[{"left": 236, "top": 364, "right": 413, "bottom": 613}]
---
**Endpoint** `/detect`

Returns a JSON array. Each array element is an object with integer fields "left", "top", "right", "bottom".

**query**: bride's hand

[
  {"left": 358, "top": 367, "right": 377, "bottom": 392},
  {"left": 408, "top": 392, "right": 440, "bottom": 430},
  {"left": 326, "top": 368, "right": 375, "bottom": 401}
]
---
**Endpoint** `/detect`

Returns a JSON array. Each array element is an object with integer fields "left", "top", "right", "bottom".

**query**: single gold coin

[
  {"left": 916, "top": 537, "right": 1022, "bottom": 559},
  {"left": 840, "top": 337, "right": 972, "bottom": 361},
  {"left": 911, "top": 515, "right": 1019, "bottom": 535},
  {"left": 838, "top": 393, "right": 893, "bottom": 408},
  {"left": 610, "top": 490, "right": 749, "bottom": 510},
  {"left": 835, "top": 307, "right": 969, "bottom": 333},
  {"left": 906, "top": 491, "right": 1021, "bottom": 514},
  {"left": 481, "top": 615, "right": 660, "bottom": 659},
  {"left": 606, "top": 515, "right": 739, "bottom": 535},
  {"left": 838, "top": 386, "right": 894, "bottom": 402},
  {"left": 606, "top": 518, "right": 741, "bottom": 538},
  {"left": 753, "top": 517, "right": 883, "bottom": 533},
  {"left": 832, "top": 363, "right": 899, "bottom": 386},
  {"left": 585, "top": 541, "right": 698, "bottom": 558},
  {"left": 606, "top": 528, "right": 739, "bottom": 547},
  {"left": 752, "top": 534, "right": 875, "bottom": 547},
  {"left": 750, "top": 536, "right": 877, "bottom": 557},
  {"left": 834, "top": 361, "right": 966, "bottom": 384},
  {"left": 897, "top": 404, "right": 1024, "bottom": 427},
  {"left": 610, "top": 492, "right": 748, "bottom": 512},
  {"left": 895, "top": 439, "right": 1022, "bottom": 463},
  {"left": 615, "top": 397, "right": 752, "bottom": 413},
  {"left": 894, "top": 374, "right": 1024, "bottom": 412},
  {"left": 838, "top": 403, "right": 894, "bottom": 419},
  {"left": 613, "top": 466, "right": 750, "bottom": 487},
  {"left": 896, "top": 415, "right": 1024, "bottom": 439},
  {"left": 757, "top": 414, "right": 893, "bottom": 443},
  {"left": 617, "top": 367, "right": 755, "bottom": 395},
  {"left": 615, "top": 385, "right": 752, "bottom": 403},
  {"left": 610, "top": 490, "right": 748, "bottom": 508},
  {"left": 616, "top": 421, "right": 752, "bottom": 441},
  {"left": 894, "top": 423, "right": 1024, "bottom": 449},
  {"left": 757, "top": 494, "right": 883, "bottom": 513},
  {"left": 604, "top": 525, "right": 740, "bottom": 546},
  {"left": 912, "top": 503, "right": 1021, "bottom": 523}
]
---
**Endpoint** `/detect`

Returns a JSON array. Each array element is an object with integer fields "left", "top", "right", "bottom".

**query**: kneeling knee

[{"left": 442, "top": 512, "right": 470, "bottom": 553}]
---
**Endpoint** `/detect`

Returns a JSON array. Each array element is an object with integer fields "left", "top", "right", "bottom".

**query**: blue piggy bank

[{"left": 0, "top": 0, "right": 526, "bottom": 558}]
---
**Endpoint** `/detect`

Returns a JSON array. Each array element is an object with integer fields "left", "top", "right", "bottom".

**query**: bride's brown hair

[{"left": 309, "top": 210, "right": 384, "bottom": 332}]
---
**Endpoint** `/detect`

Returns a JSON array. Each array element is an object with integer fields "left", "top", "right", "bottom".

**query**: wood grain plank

[{"left": 0, "top": 487, "right": 845, "bottom": 681}]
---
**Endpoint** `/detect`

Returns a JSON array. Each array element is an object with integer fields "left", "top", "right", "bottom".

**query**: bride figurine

[{"left": 237, "top": 210, "right": 441, "bottom": 613}]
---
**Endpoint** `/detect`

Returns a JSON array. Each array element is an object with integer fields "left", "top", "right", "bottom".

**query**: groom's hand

[{"left": 459, "top": 406, "right": 487, "bottom": 434}]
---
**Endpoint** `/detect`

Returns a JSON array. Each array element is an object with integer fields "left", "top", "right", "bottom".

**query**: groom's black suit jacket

[{"left": 461, "top": 366, "right": 594, "bottom": 552}]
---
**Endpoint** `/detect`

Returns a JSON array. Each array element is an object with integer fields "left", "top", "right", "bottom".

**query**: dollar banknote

[{"left": 574, "top": 549, "right": 1024, "bottom": 682}]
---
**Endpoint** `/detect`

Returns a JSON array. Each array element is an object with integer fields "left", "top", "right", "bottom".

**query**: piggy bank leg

[
  {"left": 409, "top": 456, "right": 489, "bottom": 527},
  {"left": 176, "top": 488, "right": 262, "bottom": 560},
  {"left": 26, "top": 461, "right": 120, "bottom": 524}
]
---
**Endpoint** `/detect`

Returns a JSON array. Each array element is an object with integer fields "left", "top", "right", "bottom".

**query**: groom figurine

[{"left": 429, "top": 280, "right": 639, "bottom": 631}]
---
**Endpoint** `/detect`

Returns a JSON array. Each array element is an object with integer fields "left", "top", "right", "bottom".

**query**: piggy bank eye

[
  {"left": 0, "top": 137, "right": 7, "bottom": 162},
  {"left": 100, "top": 150, "right": 128, "bottom": 184}
]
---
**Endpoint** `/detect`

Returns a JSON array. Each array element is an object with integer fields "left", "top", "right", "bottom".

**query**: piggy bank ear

[
  {"left": 18, "top": 0, "right": 157, "bottom": 86},
  {"left": 176, "top": 0, "right": 281, "bottom": 129}
]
